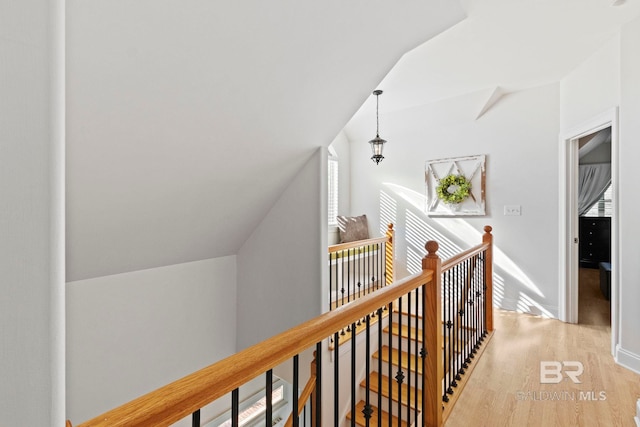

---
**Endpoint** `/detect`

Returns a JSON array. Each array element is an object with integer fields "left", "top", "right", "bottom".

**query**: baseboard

[
  {"left": 496, "top": 297, "right": 557, "bottom": 319},
  {"left": 635, "top": 398, "right": 640, "bottom": 427},
  {"left": 615, "top": 345, "right": 640, "bottom": 375}
]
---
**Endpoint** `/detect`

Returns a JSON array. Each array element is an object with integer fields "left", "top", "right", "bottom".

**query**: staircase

[
  {"left": 348, "top": 307, "right": 464, "bottom": 426},
  {"left": 344, "top": 227, "right": 495, "bottom": 426}
]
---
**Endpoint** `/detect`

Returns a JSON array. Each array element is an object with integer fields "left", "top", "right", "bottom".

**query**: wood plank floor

[{"left": 445, "top": 269, "right": 640, "bottom": 427}]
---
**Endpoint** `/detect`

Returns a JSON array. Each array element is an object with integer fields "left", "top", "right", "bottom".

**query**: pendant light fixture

[{"left": 369, "top": 89, "right": 387, "bottom": 165}]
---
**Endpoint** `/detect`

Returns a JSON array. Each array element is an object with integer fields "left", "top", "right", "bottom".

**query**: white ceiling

[
  {"left": 66, "top": 0, "right": 466, "bottom": 281},
  {"left": 67, "top": 0, "right": 640, "bottom": 281},
  {"left": 345, "top": 0, "right": 640, "bottom": 139}
]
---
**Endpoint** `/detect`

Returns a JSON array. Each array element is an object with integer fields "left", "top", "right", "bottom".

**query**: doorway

[
  {"left": 559, "top": 108, "right": 619, "bottom": 355},
  {"left": 576, "top": 127, "right": 612, "bottom": 327}
]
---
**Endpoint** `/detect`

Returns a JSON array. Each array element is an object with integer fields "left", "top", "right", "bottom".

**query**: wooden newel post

[
  {"left": 482, "top": 225, "right": 494, "bottom": 332},
  {"left": 421, "top": 241, "right": 443, "bottom": 427},
  {"left": 385, "top": 223, "right": 395, "bottom": 285}
]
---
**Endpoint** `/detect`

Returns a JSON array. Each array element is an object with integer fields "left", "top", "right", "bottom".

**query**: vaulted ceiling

[
  {"left": 66, "top": 0, "right": 466, "bottom": 281},
  {"left": 345, "top": 0, "right": 640, "bottom": 142},
  {"left": 67, "top": 0, "right": 640, "bottom": 281}
]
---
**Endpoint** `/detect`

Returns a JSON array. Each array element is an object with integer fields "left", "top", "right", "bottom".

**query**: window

[
  {"left": 584, "top": 184, "right": 612, "bottom": 217},
  {"left": 328, "top": 150, "right": 339, "bottom": 227}
]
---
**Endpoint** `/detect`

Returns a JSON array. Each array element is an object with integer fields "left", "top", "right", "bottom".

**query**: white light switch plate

[{"left": 504, "top": 205, "right": 521, "bottom": 216}]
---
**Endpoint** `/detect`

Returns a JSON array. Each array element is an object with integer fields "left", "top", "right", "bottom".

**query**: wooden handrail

[
  {"left": 77, "top": 268, "right": 434, "bottom": 427},
  {"left": 441, "top": 242, "right": 490, "bottom": 272},
  {"left": 328, "top": 235, "right": 389, "bottom": 253}
]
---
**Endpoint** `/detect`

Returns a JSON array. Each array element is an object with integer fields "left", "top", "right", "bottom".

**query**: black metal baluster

[
  {"left": 315, "top": 342, "right": 322, "bottom": 427},
  {"left": 464, "top": 267, "right": 471, "bottom": 370},
  {"left": 442, "top": 269, "right": 449, "bottom": 403},
  {"left": 456, "top": 270, "right": 466, "bottom": 375},
  {"left": 470, "top": 259, "right": 476, "bottom": 360},
  {"left": 452, "top": 265, "right": 459, "bottom": 389},
  {"left": 420, "top": 283, "right": 428, "bottom": 425},
  {"left": 334, "top": 332, "right": 339, "bottom": 427},
  {"left": 406, "top": 291, "right": 412, "bottom": 423},
  {"left": 341, "top": 250, "right": 346, "bottom": 308},
  {"left": 481, "top": 252, "right": 487, "bottom": 338},
  {"left": 447, "top": 267, "right": 454, "bottom": 396},
  {"left": 387, "top": 301, "right": 393, "bottom": 427},
  {"left": 364, "top": 314, "right": 372, "bottom": 427},
  {"left": 414, "top": 288, "right": 420, "bottom": 426},
  {"left": 192, "top": 409, "right": 200, "bottom": 427},
  {"left": 329, "top": 252, "right": 332, "bottom": 311},
  {"left": 232, "top": 388, "right": 239, "bottom": 427},
  {"left": 351, "top": 320, "right": 357, "bottom": 427},
  {"left": 377, "top": 307, "right": 383, "bottom": 427},
  {"left": 266, "top": 370, "right": 273, "bottom": 426},
  {"left": 348, "top": 248, "right": 352, "bottom": 305},
  {"left": 357, "top": 244, "right": 362, "bottom": 301},
  {"left": 396, "top": 296, "right": 403, "bottom": 426},
  {"left": 293, "top": 355, "right": 299, "bottom": 427}
]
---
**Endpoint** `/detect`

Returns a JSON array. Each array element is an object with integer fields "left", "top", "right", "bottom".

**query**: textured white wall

[
  {"left": 67, "top": 256, "right": 237, "bottom": 423},
  {"left": 236, "top": 148, "right": 325, "bottom": 350},
  {"left": 0, "top": 0, "right": 65, "bottom": 425},
  {"left": 618, "top": 16, "right": 640, "bottom": 372},
  {"left": 349, "top": 84, "right": 561, "bottom": 316}
]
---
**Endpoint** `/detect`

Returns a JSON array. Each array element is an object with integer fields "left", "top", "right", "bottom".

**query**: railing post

[
  {"left": 422, "top": 241, "right": 443, "bottom": 427},
  {"left": 385, "top": 223, "right": 394, "bottom": 285},
  {"left": 482, "top": 226, "right": 494, "bottom": 332}
]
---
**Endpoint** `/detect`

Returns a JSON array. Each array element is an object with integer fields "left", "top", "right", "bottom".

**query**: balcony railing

[{"left": 68, "top": 226, "right": 494, "bottom": 427}]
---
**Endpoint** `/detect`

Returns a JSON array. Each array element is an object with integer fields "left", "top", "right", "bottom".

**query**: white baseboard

[
  {"left": 615, "top": 345, "right": 640, "bottom": 375},
  {"left": 496, "top": 297, "right": 557, "bottom": 319}
]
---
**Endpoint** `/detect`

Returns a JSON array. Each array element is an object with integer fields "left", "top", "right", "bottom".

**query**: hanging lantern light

[{"left": 369, "top": 89, "right": 387, "bottom": 165}]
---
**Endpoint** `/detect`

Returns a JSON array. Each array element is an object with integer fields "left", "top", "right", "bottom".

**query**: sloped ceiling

[
  {"left": 66, "top": 0, "right": 466, "bottom": 281},
  {"left": 345, "top": 0, "right": 640, "bottom": 140}
]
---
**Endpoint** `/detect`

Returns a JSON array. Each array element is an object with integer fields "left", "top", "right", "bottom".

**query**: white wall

[
  {"left": 236, "top": 148, "right": 326, "bottom": 349},
  {"left": 559, "top": 23, "right": 640, "bottom": 372},
  {"left": 349, "top": 84, "right": 561, "bottom": 316},
  {"left": 560, "top": 36, "right": 620, "bottom": 133},
  {"left": 618, "top": 15, "right": 640, "bottom": 372},
  {"left": 67, "top": 256, "right": 237, "bottom": 423},
  {"left": 0, "top": 0, "right": 65, "bottom": 425}
]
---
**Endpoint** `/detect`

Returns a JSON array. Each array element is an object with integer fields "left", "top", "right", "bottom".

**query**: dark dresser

[{"left": 579, "top": 216, "right": 611, "bottom": 269}]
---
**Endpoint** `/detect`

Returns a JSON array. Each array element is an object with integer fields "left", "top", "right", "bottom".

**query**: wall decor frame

[{"left": 425, "top": 154, "right": 486, "bottom": 216}]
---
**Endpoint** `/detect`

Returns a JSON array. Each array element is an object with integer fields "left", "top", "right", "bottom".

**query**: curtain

[{"left": 578, "top": 163, "right": 611, "bottom": 216}]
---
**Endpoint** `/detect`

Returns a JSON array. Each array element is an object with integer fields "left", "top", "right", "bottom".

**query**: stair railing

[
  {"left": 438, "top": 225, "right": 494, "bottom": 423},
  {"left": 68, "top": 225, "right": 493, "bottom": 427},
  {"left": 328, "top": 223, "right": 394, "bottom": 311}
]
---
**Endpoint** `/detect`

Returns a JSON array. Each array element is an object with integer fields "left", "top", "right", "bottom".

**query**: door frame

[{"left": 559, "top": 107, "right": 619, "bottom": 354}]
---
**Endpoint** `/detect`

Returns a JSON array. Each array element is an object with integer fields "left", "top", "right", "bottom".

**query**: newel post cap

[{"left": 425, "top": 240, "right": 439, "bottom": 257}]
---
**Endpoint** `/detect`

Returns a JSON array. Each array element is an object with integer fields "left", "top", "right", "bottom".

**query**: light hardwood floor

[{"left": 445, "top": 269, "right": 640, "bottom": 427}]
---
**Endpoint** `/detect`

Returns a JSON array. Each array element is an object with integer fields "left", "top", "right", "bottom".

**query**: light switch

[{"left": 504, "top": 205, "right": 521, "bottom": 216}]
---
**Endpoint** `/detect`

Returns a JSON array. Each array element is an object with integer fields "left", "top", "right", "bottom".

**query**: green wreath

[{"left": 436, "top": 174, "right": 471, "bottom": 204}]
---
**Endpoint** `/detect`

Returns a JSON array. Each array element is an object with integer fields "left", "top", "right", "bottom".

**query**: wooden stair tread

[
  {"left": 373, "top": 346, "right": 423, "bottom": 375},
  {"left": 360, "top": 371, "right": 422, "bottom": 409},
  {"left": 346, "top": 400, "right": 408, "bottom": 427},
  {"left": 385, "top": 323, "right": 465, "bottom": 354},
  {"left": 391, "top": 308, "right": 476, "bottom": 331}
]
